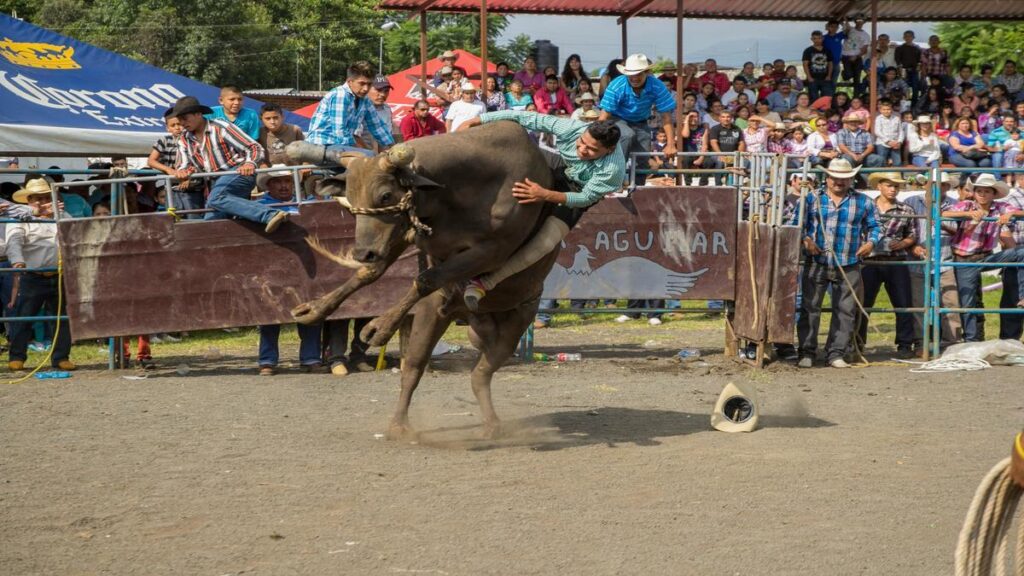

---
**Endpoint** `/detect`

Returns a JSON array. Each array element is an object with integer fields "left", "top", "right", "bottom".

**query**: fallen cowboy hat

[
  {"left": 575, "top": 91, "right": 597, "bottom": 103},
  {"left": 966, "top": 173, "right": 1010, "bottom": 199},
  {"left": 440, "top": 50, "right": 459, "bottom": 60},
  {"left": 256, "top": 164, "right": 295, "bottom": 191},
  {"left": 616, "top": 53, "right": 653, "bottom": 76},
  {"left": 13, "top": 178, "right": 54, "bottom": 204},
  {"left": 867, "top": 171, "right": 906, "bottom": 189},
  {"left": 711, "top": 382, "right": 760, "bottom": 433},
  {"left": 167, "top": 95, "right": 213, "bottom": 118},
  {"left": 822, "top": 158, "right": 861, "bottom": 179}
]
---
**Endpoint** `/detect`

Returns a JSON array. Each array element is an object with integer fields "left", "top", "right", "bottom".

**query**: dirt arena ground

[{"left": 2, "top": 317, "right": 1022, "bottom": 576}]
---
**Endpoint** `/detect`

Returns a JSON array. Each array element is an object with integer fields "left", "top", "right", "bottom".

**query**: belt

[
  {"left": 953, "top": 251, "right": 992, "bottom": 262},
  {"left": 30, "top": 271, "right": 58, "bottom": 278}
]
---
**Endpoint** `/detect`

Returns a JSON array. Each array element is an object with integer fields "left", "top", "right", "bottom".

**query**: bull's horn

[
  {"left": 378, "top": 144, "right": 415, "bottom": 172},
  {"left": 336, "top": 196, "right": 353, "bottom": 210}
]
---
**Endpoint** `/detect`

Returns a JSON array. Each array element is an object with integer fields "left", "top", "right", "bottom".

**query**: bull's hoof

[
  {"left": 291, "top": 302, "right": 325, "bottom": 325},
  {"left": 386, "top": 420, "right": 417, "bottom": 442},
  {"left": 361, "top": 317, "right": 399, "bottom": 347}
]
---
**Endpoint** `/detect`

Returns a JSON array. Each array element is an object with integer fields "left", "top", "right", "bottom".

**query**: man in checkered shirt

[
  {"left": 942, "top": 173, "right": 1024, "bottom": 342},
  {"left": 793, "top": 158, "right": 881, "bottom": 369}
]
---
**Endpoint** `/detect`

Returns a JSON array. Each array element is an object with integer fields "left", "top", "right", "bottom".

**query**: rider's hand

[
  {"left": 237, "top": 163, "right": 255, "bottom": 177},
  {"left": 803, "top": 237, "right": 821, "bottom": 255},
  {"left": 511, "top": 178, "right": 551, "bottom": 204},
  {"left": 457, "top": 117, "right": 482, "bottom": 132}
]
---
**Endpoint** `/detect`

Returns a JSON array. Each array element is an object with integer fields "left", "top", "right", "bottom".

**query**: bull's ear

[{"left": 406, "top": 171, "right": 443, "bottom": 193}]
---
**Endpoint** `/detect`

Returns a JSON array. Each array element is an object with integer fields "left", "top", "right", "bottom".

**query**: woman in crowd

[
  {"left": 678, "top": 110, "right": 709, "bottom": 185},
  {"left": 830, "top": 91, "right": 851, "bottom": 114},
  {"left": 504, "top": 79, "right": 533, "bottom": 111},
  {"left": 915, "top": 86, "right": 945, "bottom": 116},
  {"left": 907, "top": 115, "right": 942, "bottom": 167},
  {"left": 786, "top": 92, "right": 815, "bottom": 121},
  {"left": 948, "top": 116, "right": 994, "bottom": 168},
  {"left": 936, "top": 101, "right": 957, "bottom": 139},
  {"left": 696, "top": 82, "right": 717, "bottom": 112},
  {"left": 493, "top": 62, "right": 513, "bottom": 91},
  {"left": 807, "top": 119, "right": 839, "bottom": 167},
  {"left": 743, "top": 114, "right": 770, "bottom": 153},
  {"left": 784, "top": 65, "right": 804, "bottom": 92},
  {"left": 560, "top": 54, "right": 589, "bottom": 96},
  {"left": 599, "top": 58, "right": 623, "bottom": 95},
  {"left": 512, "top": 56, "right": 545, "bottom": 94},
  {"left": 575, "top": 77, "right": 598, "bottom": 100},
  {"left": 482, "top": 76, "right": 507, "bottom": 112},
  {"left": 844, "top": 96, "right": 871, "bottom": 130},
  {"left": 754, "top": 99, "right": 782, "bottom": 124}
]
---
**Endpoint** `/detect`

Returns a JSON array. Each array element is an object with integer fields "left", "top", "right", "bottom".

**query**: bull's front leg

[{"left": 360, "top": 244, "right": 499, "bottom": 346}]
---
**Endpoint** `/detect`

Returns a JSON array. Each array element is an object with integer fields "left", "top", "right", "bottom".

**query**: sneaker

[
  {"left": 829, "top": 358, "right": 850, "bottom": 369},
  {"left": 265, "top": 211, "right": 289, "bottom": 234},
  {"left": 463, "top": 278, "right": 486, "bottom": 312},
  {"left": 56, "top": 360, "right": 76, "bottom": 371},
  {"left": 614, "top": 315, "right": 632, "bottom": 323},
  {"left": 330, "top": 362, "right": 349, "bottom": 377},
  {"left": 28, "top": 341, "right": 48, "bottom": 353},
  {"left": 895, "top": 347, "right": 915, "bottom": 359},
  {"left": 149, "top": 335, "right": 163, "bottom": 345},
  {"left": 776, "top": 345, "right": 799, "bottom": 361},
  {"left": 8, "top": 360, "right": 24, "bottom": 371},
  {"left": 797, "top": 356, "right": 813, "bottom": 368},
  {"left": 136, "top": 358, "right": 155, "bottom": 370},
  {"left": 648, "top": 317, "right": 662, "bottom": 326},
  {"left": 258, "top": 366, "right": 275, "bottom": 376}
]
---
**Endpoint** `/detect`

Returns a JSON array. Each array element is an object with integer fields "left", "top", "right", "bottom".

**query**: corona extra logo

[{"left": 0, "top": 38, "right": 80, "bottom": 70}]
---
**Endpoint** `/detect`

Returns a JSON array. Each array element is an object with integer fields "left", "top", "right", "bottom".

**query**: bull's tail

[{"left": 306, "top": 236, "right": 362, "bottom": 269}]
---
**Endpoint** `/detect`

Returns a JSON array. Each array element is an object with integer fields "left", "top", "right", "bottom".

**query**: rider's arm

[
  {"left": 479, "top": 110, "right": 572, "bottom": 137},
  {"left": 561, "top": 156, "right": 627, "bottom": 208}
]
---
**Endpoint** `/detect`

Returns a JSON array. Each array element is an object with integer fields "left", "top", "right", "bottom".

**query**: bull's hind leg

[
  {"left": 466, "top": 299, "right": 538, "bottom": 439},
  {"left": 387, "top": 292, "right": 452, "bottom": 441}
]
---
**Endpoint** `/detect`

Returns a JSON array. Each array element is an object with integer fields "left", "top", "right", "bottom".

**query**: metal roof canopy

[{"left": 378, "top": 0, "right": 1024, "bottom": 21}]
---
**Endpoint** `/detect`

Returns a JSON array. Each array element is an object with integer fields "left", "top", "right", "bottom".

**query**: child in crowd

[
  {"left": 148, "top": 108, "right": 205, "bottom": 217},
  {"left": 445, "top": 83, "right": 486, "bottom": 132},
  {"left": 207, "top": 86, "right": 261, "bottom": 140},
  {"left": 258, "top": 103, "right": 305, "bottom": 166}
]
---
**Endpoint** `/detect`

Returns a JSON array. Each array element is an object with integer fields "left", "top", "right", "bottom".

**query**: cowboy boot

[{"left": 286, "top": 141, "right": 328, "bottom": 165}]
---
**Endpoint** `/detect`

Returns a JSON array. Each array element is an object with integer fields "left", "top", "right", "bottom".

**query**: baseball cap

[{"left": 372, "top": 74, "right": 392, "bottom": 90}]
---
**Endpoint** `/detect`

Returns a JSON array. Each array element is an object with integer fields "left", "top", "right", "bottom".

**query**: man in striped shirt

[
  {"left": 793, "top": 159, "right": 881, "bottom": 368},
  {"left": 171, "top": 96, "right": 287, "bottom": 233},
  {"left": 456, "top": 111, "right": 623, "bottom": 311},
  {"left": 598, "top": 53, "right": 676, "bottom": 185}
]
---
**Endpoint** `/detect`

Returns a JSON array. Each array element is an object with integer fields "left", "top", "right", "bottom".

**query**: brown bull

[{"left": 289, "top": 121, "right": 557, "bottom": 439}]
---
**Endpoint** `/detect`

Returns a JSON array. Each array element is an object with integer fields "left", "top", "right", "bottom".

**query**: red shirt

[
  {"left": 400, "top": 113, "right": 446, "bottom": 141},
  {"left": 698, "top": 71, "right": 730, "bottom": 96}
]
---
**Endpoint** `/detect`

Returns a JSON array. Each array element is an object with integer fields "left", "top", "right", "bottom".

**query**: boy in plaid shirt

[
  {"left": 147, "top": 108, "right": 205, "bottom": 218},
  {"left": 857, "top": 173, "right": 918, "bottom": 357},
  {"left": 942, "top": 173, "right": 1024, "bottom": 341}
]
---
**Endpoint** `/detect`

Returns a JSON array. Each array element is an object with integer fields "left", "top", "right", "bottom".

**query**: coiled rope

[{"left": 955, "top": 442, "right": 1024, "bottom": 576}]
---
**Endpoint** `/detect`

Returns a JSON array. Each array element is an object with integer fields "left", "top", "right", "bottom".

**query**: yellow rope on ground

[
  {"left": 954, "top": 455, "right": 1023, "bottom": 576},
  {"left": 5, "top": 250, "right": 64, "bottom": 385},
  {"left": 376, "top": 344, "right": 388, "bottom": 372}
]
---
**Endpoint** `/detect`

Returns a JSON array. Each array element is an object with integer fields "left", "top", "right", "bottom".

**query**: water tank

[{"left": 532, "top": 40, "right": 559, "bottom": 73}]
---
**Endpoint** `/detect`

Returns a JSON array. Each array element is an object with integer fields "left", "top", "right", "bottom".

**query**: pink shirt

[
  {"left": 533, "top": 87, "right": 575, "bottom": 115},
  {"left": 949, "top": 200, "right": 1012, "bottom": 256},
  {"left": 513, "top": 70, "right": 546, "bottom": 93}
]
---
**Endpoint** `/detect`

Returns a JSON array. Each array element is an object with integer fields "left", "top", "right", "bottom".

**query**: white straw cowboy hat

[
  {"left": 966, "top": 173, "right": 1010, "bottom": 198},
  {"left": 13, "top": 178, "right": 53, "bottom": 204},
  {"left": 459, "top": 81, "right": 477, "bottom": 92},
  {"left": 822, "top": 158, "right": 861, "bottom": 179},
  {"left": 616, "top": 53, "right": 653, "bottom": 76},
  {"left": 912, "top": 115, "right": 935, "bottom": 124},
  {"left": 841, "top": 113, "right": 865, "bottom": 123},
  {"left": 581, "top": 109, "right": 601, "bottom": 121},
  {"left": 575, "top": 91, "right": 597, "bottom": 104},
  {"left": 440, "top": 50, "right": 459, "bottom": 60},
  {"left": 867, "top": 171, "right": 905, "bottom": 189},
  {"left": 256, "top": 164, "right": 294, "bottom": 191}
]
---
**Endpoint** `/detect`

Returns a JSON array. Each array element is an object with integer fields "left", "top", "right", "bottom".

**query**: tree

[
  {"left": 936, "top": 21, "right": 1024, "bottom": 72},
  {"left": 383, "top": 13, "right": 532, "bottom": 73}
]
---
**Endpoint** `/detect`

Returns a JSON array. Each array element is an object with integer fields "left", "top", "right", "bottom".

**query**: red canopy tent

[{"left": 293, "top": 49, "right": 496, "bottom": 126}]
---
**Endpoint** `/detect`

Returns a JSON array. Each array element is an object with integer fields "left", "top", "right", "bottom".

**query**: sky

[{"left": 501, "top": 15, "right": 936, "bottom": 72}]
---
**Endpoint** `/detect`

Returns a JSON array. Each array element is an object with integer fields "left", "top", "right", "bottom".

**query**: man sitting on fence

[
  {"left": 170, "top": 96, "right": 288, "bottom": 234},
  {"left": 942, "top": 173, "right": 1024, "bottom": 342},
  {"left": 794, "top": 159, "right": 881, "bottom": 369},
  {"left": 6, "top": 179, "right": 74, "bottom": 372},
  {"left": 856, "top": 172, "right": 918, "bottom": 358}
]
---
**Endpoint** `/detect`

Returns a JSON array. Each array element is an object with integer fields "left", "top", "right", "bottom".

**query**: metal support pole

[
  {"left": 868, "top": 0, "right": 879, "bottom": 116},
  {"left": 419, "top": 11, "right": 428, "bottom": 98},
  {"left": 621, "top": 15, "right": 628, "bottom": 59},
  {"left": 480, "top": 0, "right": 488, "bottom": 88},
  {"left": 674, "top": 0, "right": 684, "bottom": 153},
  {"left": 319, "top": 37, "right": 323, "bottom": 92},
  {"left": 930, "top": 165, "right": 943, "bottom": 359}
]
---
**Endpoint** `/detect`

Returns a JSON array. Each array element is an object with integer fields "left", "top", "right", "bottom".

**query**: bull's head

[{"left": 337, "top": 144, "right": 441, "bottom": 265}]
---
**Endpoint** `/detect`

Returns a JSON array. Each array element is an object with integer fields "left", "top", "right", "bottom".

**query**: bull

[{"left": 288, "top": 121, "right": 558, "bottom": 439}]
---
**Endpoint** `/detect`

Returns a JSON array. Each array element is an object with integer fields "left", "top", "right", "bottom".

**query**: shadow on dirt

[{"left": 413, "top": 407, "right": 834, "bottom": 452}]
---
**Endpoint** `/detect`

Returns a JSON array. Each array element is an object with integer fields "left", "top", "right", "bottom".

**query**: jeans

[
  {"left": 624, "top": 299, "right": 664, "bottom": 320},
  {"left": 612, "top": 119, "right": 653, "bottom": 186},
  {"left": 258, "top": 323, "right": 322, "bottom": 367},
  {"left": 841, "top": 56, "right": 865, "bottom": 94},
  {"left": 171, "top": 188, "right": 206, "bottom": 220},
  {"left": 948, "top": 155, "right": 993, "bottom": 168},
  {"left": 797, "top": 261, "right": 862, "bottom": 362},
  {"left": 204, "top": 174, "right": 277, "bottom": 224},
  {"left": 858, "top": 262, "right": 915, "bottom": 350},
  {"left": 8, "top": 275, "right": 72, "bottom": 365},
  {"left": 910, "top": 267, "right": 962, "bottom": 347},
  {"left": 841, "top": 153, "right": 883, "bottom": 168},
  {"left": 874, "top": 144, "right": 902, "bottom": 167},
  {"left": 807, "top": 78, "right": 834, "bottom": 101},
  {"left": 911, "top": 155, "right": 939, "bottom": 168},
  {"left": 323, "top": 318, "right": 370, "bottom": 365},
  {"left": 904, "top": 69, "right": 921, "bottom": 106},
  {"left": 1000, "top": 267, "right": 1023, "bottom": 340},
  {"left": 954, "top": 247, "right": 1024, "bottom": 342}
]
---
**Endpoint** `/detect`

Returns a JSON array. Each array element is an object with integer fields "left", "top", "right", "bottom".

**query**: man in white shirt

[
  {"left": 445, "top": 82, "right": 486, "bottom": 132},
  {"left": 6, "top": 179, "right": 74, "bottom": 372},
  {"left": 721, "top": 77, "right": 756, "bottom": 108},
  {"left": 841, "top": 16, "right": 870, "bottom": 95},
  {"left": 874, "top": 34, "right": 897, "bottom": 73},
  {"left": 872, "top": 99, "right": 904, "bottom": 166}
]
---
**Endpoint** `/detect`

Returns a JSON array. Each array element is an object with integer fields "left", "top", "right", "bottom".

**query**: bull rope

[
  {"left": 954, "top": 445, "right": 1024, "bottom": 576},
  {"left": 344, "top": 190, "right": 433, "bottom": 236}
]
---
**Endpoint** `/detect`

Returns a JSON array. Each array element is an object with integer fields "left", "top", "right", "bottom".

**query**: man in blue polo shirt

[
  {"left": 823, "top": 20, "right": 846, "bottom": 86},
  {"left": 598, "top": 53, "right": 676, "bottom": 186}
]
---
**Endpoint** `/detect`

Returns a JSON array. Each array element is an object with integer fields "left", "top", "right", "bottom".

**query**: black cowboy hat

[{"left": 167, "top": 96, "right": 213, "bottom": 118}]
